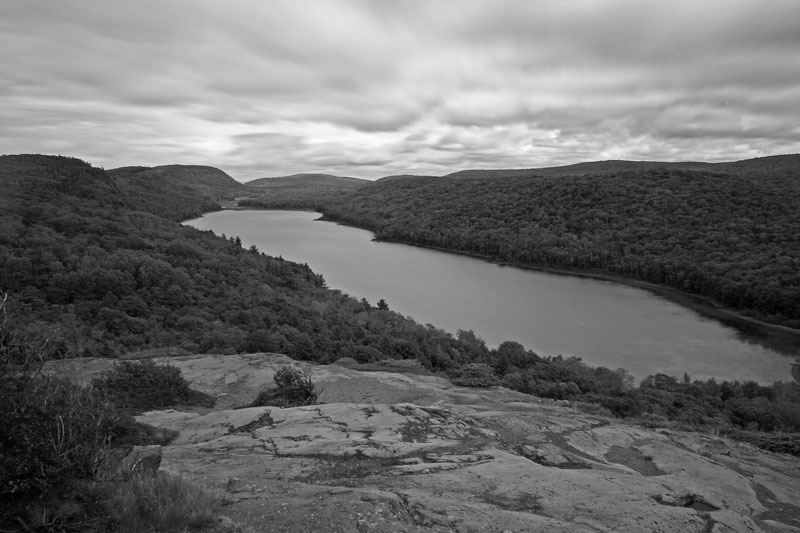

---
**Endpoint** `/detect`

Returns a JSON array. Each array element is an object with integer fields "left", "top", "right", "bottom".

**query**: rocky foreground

[{"left": 53, "top": 354, "right": 800, "bottom": 532}]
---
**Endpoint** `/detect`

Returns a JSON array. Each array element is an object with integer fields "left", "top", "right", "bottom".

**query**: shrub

[
  {"left": 0, "top": 364, "right": 145, "bottom": 530},
  {"left": 0, "top": 298, "right": 218, "bottom": 530},
  {"left": 92, "top": 359, "right": 214, "bottom": 411},
  {"left": 332, "top": 356, "right": 359, "bottom": 367},
  {"left": 0, "top": 375, "right": 120, "bottom": 500},
  {"left": 350, "top": 344, "right": 384, "bottom": 364},
  {"left": 1, "top": 371, "right": 219, "bottom": 530},
  {"left": 249, "top": 365, "right": 319, "bottom": 408},
  {"left": 104, "top": 472, "right": 223, "bottom": 533},
  {"left": 373, "top": 358, "right": 430, "bottom": 375},
  {"left": 450, "top": 363, "right": 500, "bottom": 387},
  {"left": 501, "top": 370, "right": 530, "bottom": 393},
  {"left": 724, "top": 431, "right": 800, "bottom": 456},
  {"left": 527, "top": 380, "right": 581, "bottom": 400}
]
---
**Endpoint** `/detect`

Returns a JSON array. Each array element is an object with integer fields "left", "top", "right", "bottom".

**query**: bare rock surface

[{"left": 51, "top": 353, "right": 800, "bottom": 532}]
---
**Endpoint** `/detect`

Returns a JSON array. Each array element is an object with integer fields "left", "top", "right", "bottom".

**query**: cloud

[{"left": 1, "top": 0, "right": 799, "bottom": 180}]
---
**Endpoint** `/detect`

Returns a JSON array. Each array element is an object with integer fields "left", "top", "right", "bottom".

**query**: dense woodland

[
  {"left": 2, "top": 154, "right": 799, "bottom": 450},
  {"left": 239, "top": 172, "right": 367, "bottom": 210},
  {"left": 0, "top": 155, "right": 479, "bottom": 368},
  {"left": 304, "top": 156, "right": 800, "bottom": 329}
]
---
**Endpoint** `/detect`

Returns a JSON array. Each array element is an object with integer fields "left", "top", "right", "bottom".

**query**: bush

[
  {"left": 450, "top": 363, "right": 500, "bottom": 387},
  {"left": 104, "top": 472, "right": 223, "bottom": 533},
  {"left": 0, "top": 369, "right": 219, "bottom": 530},
  {"left": 0, "top": 360, "right": 142, "bottom": 529},
  {"left": 92, "top": 359, "right": 214, "bottom": 411},
  {"left": 376, "top": 358, "right": 429, "bottom": 373},
  {"left": 528, "top": 380, "right": 581, "bottom": 400},
  {"left": 0, "top": 374, "right": 120, "bottom": 502},
  {"left": 354, "top": 358, "right": 431, "bottom": 375},
  {"left": 500, "top": 369, "right": 531, "bottom": 393},
  {"left": 249, "top": 365, "right": 319, "bottom": 408},
  {"left": 724, "top": 430, "right": 800, "bottom": 455},
  {"left": 0, "top": 298, "right": 220, "bottom": 530},
  {"left": 332, "top": 356, "right": 359, "bottom": 368}
]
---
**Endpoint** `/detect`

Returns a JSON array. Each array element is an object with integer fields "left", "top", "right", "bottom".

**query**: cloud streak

[{"left": 1, "top": 0, "right": 799, "bottom": 180}]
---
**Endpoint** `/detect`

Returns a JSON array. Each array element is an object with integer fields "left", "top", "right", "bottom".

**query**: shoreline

[
  {"left": 316, "top": 213, "right": 800, "bottom": 363},
  {"left": 207, "top": 207, "right": 800, "bottom": 380},
  {"left": 405, "top": 240, "right": 800, "bottom": 338}
]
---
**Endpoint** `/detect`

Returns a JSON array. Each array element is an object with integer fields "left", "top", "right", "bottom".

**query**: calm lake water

[{"left": 186, "top": 210, "right": 796, "bottom": 384}]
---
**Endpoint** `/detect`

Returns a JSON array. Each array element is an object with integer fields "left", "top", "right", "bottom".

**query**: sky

[{"left": 1, "top": 1, "right": 799, "bottom": 182}]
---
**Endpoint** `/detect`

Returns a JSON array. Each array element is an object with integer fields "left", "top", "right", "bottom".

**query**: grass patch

[{"left": 104, "top": 472, "right": 223, "bottom": 533}]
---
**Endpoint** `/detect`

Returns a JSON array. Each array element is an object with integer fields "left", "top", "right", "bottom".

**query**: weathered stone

[
  {"left": 518, "top": 442, "right": 588, "bottom": 468},
  {"left": 55, "top": 353, "right": 800, "bottom": 532}
]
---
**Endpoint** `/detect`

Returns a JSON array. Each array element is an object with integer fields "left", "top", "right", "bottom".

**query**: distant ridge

[
  {"left": 443, "top": 154, "right": 800, "bottom": 179},
  {"left": 246, "top": 173, "right": 367, "bottom": 188},
  {"left": 375, "top": 174, "right": 441, "bottom": 183},
  {"left": 109, "top": 164, "right": 243, "bottom": 200}
]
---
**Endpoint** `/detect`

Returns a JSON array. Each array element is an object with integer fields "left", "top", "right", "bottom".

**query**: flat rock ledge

[{"left": 53, "top": 353, "right": 800, "bottom": 532}]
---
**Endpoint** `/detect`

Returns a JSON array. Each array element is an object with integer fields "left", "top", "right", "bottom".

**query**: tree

[{"left": 376, "top": 298, "right": 389, "bottom": 311}]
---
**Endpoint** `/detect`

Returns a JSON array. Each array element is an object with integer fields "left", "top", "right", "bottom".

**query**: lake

[{"left": 185, "top": 210, "right": 797, "bottom": 384}]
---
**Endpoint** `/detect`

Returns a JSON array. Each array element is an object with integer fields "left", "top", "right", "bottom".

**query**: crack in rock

[
  {"left": 651, "top": 492, "right": 720, "bottom": 512},
  {"left": 518, "top": 443, "right": 592, "bottom": 469},
  {"left": 229, "top": 411, "right": 275, "bottom": 434}
]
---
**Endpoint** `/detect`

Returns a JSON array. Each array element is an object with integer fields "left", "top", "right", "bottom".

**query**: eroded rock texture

[{"left": 53, "top": 354, "right": 800, "bottom": 532}]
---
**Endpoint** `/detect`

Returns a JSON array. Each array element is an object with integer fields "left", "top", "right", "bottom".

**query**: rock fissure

[
  {"left": 229, "top": 411, "right": 275, "bottom": 434},
  {"left": 652, "top": 492, "right": 721, "bottom": 512}
]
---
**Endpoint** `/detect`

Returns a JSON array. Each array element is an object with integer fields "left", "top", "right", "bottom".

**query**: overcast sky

[{"left": 1, "top": 1, "right": 799, "bottom": 181}]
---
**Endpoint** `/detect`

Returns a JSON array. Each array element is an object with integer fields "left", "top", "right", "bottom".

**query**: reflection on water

[{"left": 186, "top": 210, "right": 796, "bottom": 384}]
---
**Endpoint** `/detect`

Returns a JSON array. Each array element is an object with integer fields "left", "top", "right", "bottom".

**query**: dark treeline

[
  {"left": 239, "top": 188, "right": 356, "bottom": 211},
  {"left": 310, "top": 158, "right": 800, "bottom": 328},
  {"left": 2, "top": 155, "right": 799, "bottom": 450},
  {"left": 238, "top": 173, "right": 365, "bottom": 211}
]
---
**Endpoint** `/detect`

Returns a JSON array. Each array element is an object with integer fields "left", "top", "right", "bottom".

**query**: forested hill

[
  {"left": 444, "top": 154, "right": 800, "bottom": 179},
  {"left": 246, "top": 173, "right": 367, "bottom": 188},
  {"left": 108, "top": 164, "right": 243, "bottom": 218},
  {"left": 320, "top": 155, "right": 800, "bottom": 328},
  {"left": 3, "top": 154, "right": 800, "bottom": 444},
  {"left": 239, "top": 172, "right": 368, "bottom": 210},
  {"left": 0, "top": 154, "right": 483, "bottom": 367}
]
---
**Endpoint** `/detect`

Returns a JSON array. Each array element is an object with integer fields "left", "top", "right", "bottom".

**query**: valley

[{"left": 2, "top": 153, "right": 800, "bottom": 531}]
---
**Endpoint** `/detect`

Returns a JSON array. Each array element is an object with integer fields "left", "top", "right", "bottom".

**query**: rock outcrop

[{"left": 51, "top": 353, "right": 800, "bottom": 532}]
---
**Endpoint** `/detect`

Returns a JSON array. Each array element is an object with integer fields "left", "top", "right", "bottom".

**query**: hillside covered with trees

[
  {"left": 2, "top": 154, "right": 799, "bottom": 454},
  {"left": 239, "top": 173, "right": 368, "bottom": 210},
  {"left": 310, "top": 156, "right": 800, "bottom": 329},
  {"left": 0, "top": 155, "right": 477, "bottom": 367}
]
